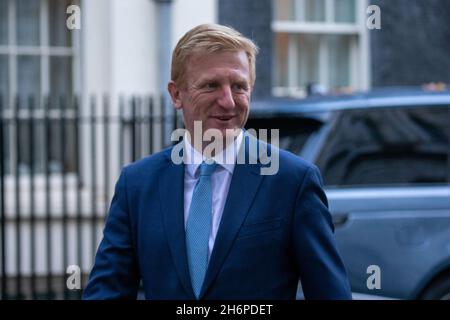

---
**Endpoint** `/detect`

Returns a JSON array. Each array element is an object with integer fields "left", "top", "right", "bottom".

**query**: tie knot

[{"left": 199, "top": 161, "right": 217, "bottom": 176}]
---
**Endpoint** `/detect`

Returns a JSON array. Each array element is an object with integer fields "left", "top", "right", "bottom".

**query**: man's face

[{"left": 168, "top": 50, "right": 252, "bottom": 143}]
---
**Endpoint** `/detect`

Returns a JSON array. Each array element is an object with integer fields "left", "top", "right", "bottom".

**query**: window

[
  {"left": 272, "top": 0, "right": 369, "bottom": 97},
  {"left": 0, "top": 0, "right": 79, "bottom": 174},
  {"left": 315, "top": 107, "right": 450, "bottom": 187},
  {"left": 246, "top": 115, "right": 323, "bottom": 155}
]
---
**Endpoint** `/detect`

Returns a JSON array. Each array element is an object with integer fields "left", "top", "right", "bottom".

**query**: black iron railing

[{"left": 0, "top": 94, "right": 180, "bottom": 299}]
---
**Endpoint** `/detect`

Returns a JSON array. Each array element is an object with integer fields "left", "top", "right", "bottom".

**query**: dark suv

[{"left": 247, "top": 88, "right": 450, "bottom": 299}]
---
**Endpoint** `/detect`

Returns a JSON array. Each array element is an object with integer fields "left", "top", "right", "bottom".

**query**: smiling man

[
  {"left": 169, "top": 50, "right": 250, "bottom": 141},
  {"left": 168, "top": 26, "right": 254, "bottom": 160},
  {"left": 83, "top": 23, "right": 351, "bottom": 300}
]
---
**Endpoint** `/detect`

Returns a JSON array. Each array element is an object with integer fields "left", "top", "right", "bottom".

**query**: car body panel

[{"left": 327, "top": 187, "right": 450, "bottom": 299}]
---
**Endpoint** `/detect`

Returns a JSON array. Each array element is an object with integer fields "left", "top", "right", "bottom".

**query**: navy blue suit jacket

[{"left": 83, "top": 138, "right": 351, "bottom": 299}]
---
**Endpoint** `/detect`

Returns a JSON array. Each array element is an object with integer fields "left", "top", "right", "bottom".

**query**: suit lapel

[
  {"left": 200, "top": 134, "right": 265, "bottom": 298},
  {"left": 159, "top": 149, "right": 195, "bottom": 299}
]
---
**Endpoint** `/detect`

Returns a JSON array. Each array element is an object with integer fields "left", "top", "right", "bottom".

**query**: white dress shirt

[{"left": 184, "top": 131, "right": 243, "bottom": 259}]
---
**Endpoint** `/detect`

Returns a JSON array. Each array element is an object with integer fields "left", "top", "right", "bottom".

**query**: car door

[{"left": 306, "top": 105, "right": 450, "bottom": 299}]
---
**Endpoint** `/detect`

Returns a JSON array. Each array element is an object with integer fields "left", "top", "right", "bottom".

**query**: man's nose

[{"left": 217, "top": 86, "right": 235, "bottom": 109}]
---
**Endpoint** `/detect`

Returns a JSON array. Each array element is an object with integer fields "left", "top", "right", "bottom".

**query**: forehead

[{"left": 185, "top": 50, "right": 250, "bottom": 81}]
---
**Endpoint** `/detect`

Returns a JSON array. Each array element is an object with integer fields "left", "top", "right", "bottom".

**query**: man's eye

[
  {"left": 232, "top": 83, "right": 247, "bottom": 91},
  {"left": 205, "top": 83, "right": 218, "bottom": 89}
]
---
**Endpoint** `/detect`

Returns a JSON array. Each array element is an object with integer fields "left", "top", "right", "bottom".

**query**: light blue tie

[{"left": 186, "top": 161, "right": 217, "bottom": 299}]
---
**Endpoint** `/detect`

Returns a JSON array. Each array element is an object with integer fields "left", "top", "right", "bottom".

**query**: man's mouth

[{"left": 211, "top": 115, "right": 235, "bottom": 121}]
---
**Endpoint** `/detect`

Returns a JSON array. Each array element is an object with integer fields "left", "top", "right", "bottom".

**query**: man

[{"left": 83, "top": 24, "right": 352, "bottom": 300}]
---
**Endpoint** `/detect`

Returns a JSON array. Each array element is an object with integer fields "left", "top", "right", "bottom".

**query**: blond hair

[{"left": 171, "top": 23, "right": 259, "bottom": 87}]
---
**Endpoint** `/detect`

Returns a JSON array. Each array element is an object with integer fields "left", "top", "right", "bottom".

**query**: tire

[{"left": 420, "top": 274, "right": 450, "bottom": 300}]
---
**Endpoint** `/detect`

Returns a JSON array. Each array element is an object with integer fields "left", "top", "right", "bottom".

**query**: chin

[{"left": 219, "top": 125, "right": 240, "bottom": 133}]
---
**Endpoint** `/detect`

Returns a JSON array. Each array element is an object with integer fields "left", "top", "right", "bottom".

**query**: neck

[{"left": 186, "top": 128, "right": 242, "bottom": 157}]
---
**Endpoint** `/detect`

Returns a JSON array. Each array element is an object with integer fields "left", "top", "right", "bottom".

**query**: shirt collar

[{"left": 184, "top": 130, "right": 243, "bottom": 177}]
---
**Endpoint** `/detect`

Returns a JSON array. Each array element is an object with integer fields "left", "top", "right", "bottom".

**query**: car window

[
  {"left": 314, "top": 106, "right": 450, "bottom": 187},
  {"left": 245, "top": 116, "right": 323, "bottom": 155}
]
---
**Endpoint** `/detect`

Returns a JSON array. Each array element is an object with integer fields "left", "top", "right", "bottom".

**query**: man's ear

[{"left": 168, "top": 80, "right": 183, "bottom": 109}]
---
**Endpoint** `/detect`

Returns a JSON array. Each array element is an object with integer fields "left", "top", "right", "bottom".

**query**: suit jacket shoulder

[{"left": 122, "top": 146, "right": 172, "bottom": 177}]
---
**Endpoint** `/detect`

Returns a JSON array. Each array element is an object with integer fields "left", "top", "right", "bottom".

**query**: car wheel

[{"left": 420, "top": 274, "right": 450, "bottom": 300}]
